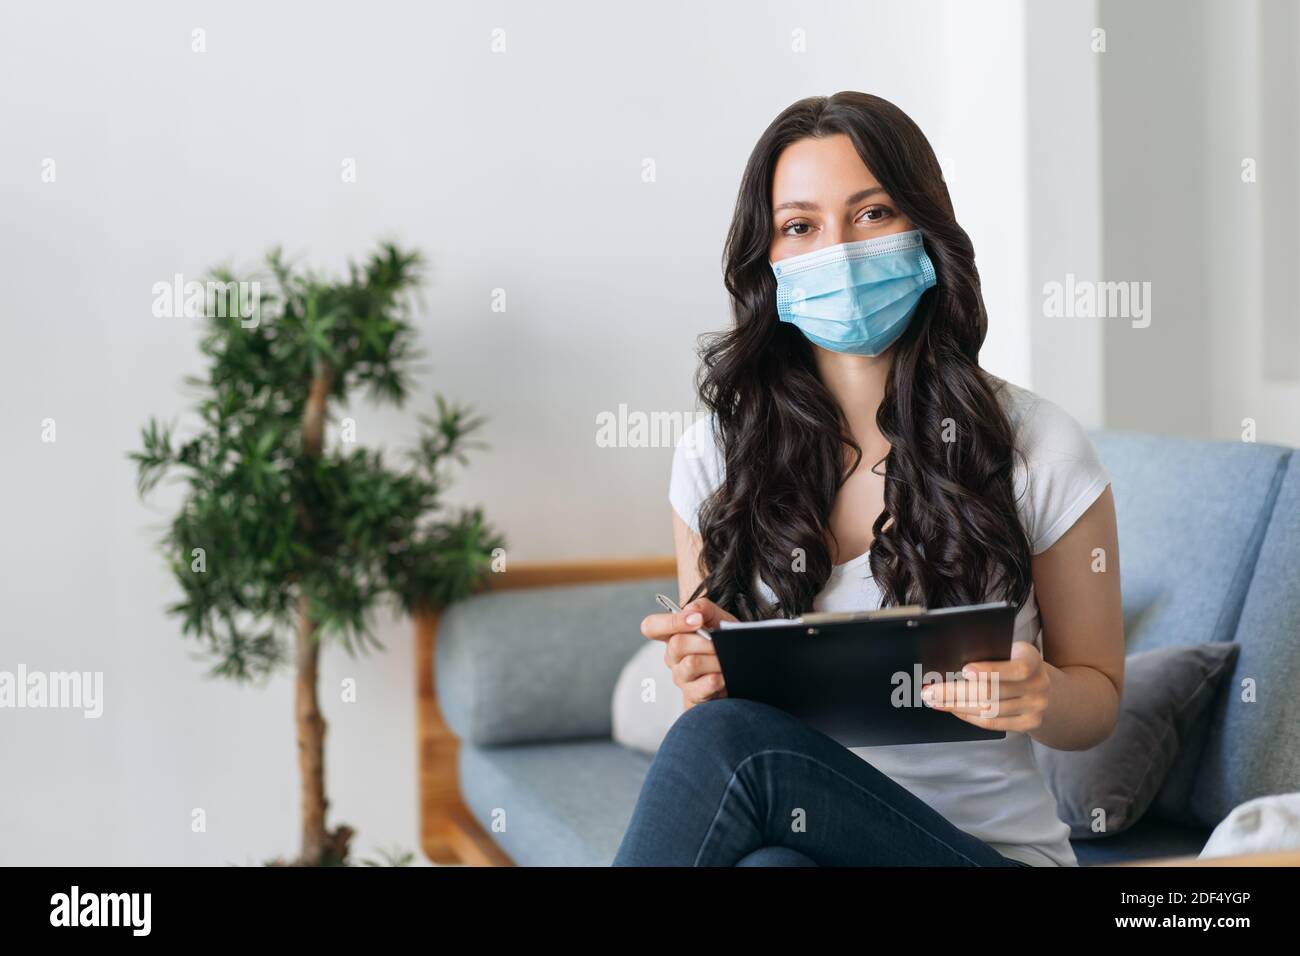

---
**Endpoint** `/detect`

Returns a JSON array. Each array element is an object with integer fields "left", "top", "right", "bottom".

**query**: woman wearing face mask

[{"left": 614, "top": 91, "right": 1124, "bottom": 867}]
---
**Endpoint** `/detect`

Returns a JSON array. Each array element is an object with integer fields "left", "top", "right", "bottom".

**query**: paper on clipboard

[{"left": 716, "top": 604, "right": 926, "bottom": 630}]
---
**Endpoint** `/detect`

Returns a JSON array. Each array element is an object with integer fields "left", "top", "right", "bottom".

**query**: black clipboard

[{"left": 708, "top": 601, "right": 1017, "bottom": 746}]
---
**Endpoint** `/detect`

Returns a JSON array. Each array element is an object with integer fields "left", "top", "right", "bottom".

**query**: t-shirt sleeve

[
  {"left": 1012, "top": 393, "right": 1112, "bottom": 554},
  {"left": 668, "top": 414, "right": 722, "bottom": 534}
]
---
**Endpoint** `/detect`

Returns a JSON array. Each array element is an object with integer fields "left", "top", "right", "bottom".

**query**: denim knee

[
  {"left": 661, "top": 696, "right": 804, "bottom": 764},
  {"left": 735, "top": 845, "right": 820, "bottom": 867}
]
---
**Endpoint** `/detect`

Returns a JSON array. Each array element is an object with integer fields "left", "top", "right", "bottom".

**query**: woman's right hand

[{"left": 639, "top": 597, "right": 738, "bottom": 709}]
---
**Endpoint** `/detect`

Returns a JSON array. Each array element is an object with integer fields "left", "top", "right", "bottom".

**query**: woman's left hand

[{"left": 921, "top": 640, "right": 1052, "bottom": 734}]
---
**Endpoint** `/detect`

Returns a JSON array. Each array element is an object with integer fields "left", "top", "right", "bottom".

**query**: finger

[
  {"left": 684, "top": 672, "right": 725, "bottom": 704},
  {"left": 962, "top": 642, "right": 1040, "bottom": 682},
  {"left": 675, "top": 652, "right": 722, "bottom": 683},
  {"left": 935, "top": 696, "right": 1035, "bottom": 718},
  {"left": 959, "top": 659, "right": 1035, "bottom": 682},
  {"left": 640, "top": 609, "right": 706, "bottom": 641},
  {"left": 676, "top": 598, "right": 721, "bottom": 633},
  {"left": 921, "top": 678, "right": 1024, "bottom": 709},
  {"left": 640, "top": 612, "right": 674, "bottom": 640},
  {"left": 665, "top": 632, "right": 717, "bottom": 665},
  {"left": 681, "top": 597, "right": 736, "bottom": 628}
]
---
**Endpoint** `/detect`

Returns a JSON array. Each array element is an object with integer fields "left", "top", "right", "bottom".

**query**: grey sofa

[{"left": 434, "top": 431, "right": 1300, "bottom": 866}]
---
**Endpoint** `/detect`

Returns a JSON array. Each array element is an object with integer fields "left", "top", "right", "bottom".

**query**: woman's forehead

[{"left": 772, "top": 134, "right": 880, "bottom": 205}]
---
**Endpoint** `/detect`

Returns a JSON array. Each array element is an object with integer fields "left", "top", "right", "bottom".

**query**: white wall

[
  {"left": 1096, "top": 0, "right": 1300, "bottom": 443},
  {"left": 1, "top": 0, "right": 1038, "bottom": 864},
  {"left": 1025, "top": 0, "right": 1104, "bottom": 428},
  {"left": 1203, "top": 0, "right": 1300, "bottom": 443}
]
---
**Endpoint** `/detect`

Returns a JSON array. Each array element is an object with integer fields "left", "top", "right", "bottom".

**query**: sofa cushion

[
  {"left": 437, "top": 576, "right": 677, "bottom": 746},
  {"left": 1190, "top": 451, "right": 1300, "bottom": 828},
  {"left": 1088, "top": 431, "right": 1288, "bottom": 655},
  {"left": 459, "top": 740, "right": 651, "bottom": 866},
  {"left": 1032, "top": 642, "right": 1239, "bottom": 840},
  {"left": 1088, "top": 432, "right": 1291, "bottom": 825}
]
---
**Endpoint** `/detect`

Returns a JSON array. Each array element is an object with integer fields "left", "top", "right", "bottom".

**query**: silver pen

[{"left": 654, "top": 593, "right": 715, "bottom": 642}]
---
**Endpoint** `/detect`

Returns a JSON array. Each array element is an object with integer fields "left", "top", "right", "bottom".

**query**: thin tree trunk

[
  {"left": 296, "top": 592, "right": 327, "bottom": 865},
  {"left": 296, "top": 362, "right": 332, "bottom": 865},
  {"left": 302, "top": 369, "right": 331, "bottom": 459}
]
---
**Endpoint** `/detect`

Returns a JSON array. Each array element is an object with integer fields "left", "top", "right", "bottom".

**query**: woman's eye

[
  {"left": 781, "top": 221, "right": 812, "bottom": 237},
  {"left": 861, "top": 206, "right": 893, "bottom": 223}
]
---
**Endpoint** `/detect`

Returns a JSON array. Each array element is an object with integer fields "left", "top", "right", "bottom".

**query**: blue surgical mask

[{"left": 770, "top": 229, "right": 937, "bottom": 356}]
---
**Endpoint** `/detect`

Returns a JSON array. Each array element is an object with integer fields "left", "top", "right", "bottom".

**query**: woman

[{"left": 613, "top": 92, "right": 1124, "bottom": 867}]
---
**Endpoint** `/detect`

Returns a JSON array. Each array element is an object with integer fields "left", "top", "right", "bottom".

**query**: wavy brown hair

[{"left": 688, "top": 91, "right": 1032, "bottom": 620}]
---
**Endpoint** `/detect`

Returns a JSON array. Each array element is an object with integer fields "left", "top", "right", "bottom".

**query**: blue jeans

[{"left": 613, "top": 697, "right": 1033, "bottom": 866}]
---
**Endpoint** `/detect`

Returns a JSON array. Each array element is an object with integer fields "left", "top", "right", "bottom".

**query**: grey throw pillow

[{"left": 1033, "top": 642, "right": 1239, "bottom": 840}]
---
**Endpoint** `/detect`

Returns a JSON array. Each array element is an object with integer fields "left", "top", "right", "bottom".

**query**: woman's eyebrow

[
  {"left": 773, "top": 186, "right": 885, "bottom": 214},
  {"left": 845, "top": 186, "right": 885, "bottom": 204}
]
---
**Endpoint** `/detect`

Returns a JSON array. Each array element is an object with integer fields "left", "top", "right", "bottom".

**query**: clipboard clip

[{"left": 797, "top": 604, "right": 926, "bottom": 626}]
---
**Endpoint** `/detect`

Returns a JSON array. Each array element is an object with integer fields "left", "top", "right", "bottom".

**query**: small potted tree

[{"left": 131, "top": 242, "right": 503, "bottom": 865}]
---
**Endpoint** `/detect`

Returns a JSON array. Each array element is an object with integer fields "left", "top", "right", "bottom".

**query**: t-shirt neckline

[{"left": 831, "top": 549, "right": 871, "bottom": 573}]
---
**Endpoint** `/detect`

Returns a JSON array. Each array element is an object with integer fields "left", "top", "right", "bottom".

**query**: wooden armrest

[{"left": 482, "top": 556, "right": 678, "bottom": 591}]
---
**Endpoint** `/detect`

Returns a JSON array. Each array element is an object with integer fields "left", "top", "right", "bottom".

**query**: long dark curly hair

[{"left": 688, "top": 91, "right": 1032, "bottom": 621}]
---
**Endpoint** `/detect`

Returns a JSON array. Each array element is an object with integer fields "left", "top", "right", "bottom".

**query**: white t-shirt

[{"left": 667, "top": 375, "right": 1111, "bottom": 866}]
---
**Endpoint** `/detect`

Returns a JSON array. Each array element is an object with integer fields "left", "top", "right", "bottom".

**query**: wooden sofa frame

[{"left": 416, "top": 557, "right": 1300, "bottom": 868}]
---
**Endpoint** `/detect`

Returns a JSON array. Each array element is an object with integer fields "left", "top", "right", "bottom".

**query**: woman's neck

[{"left": 813, "top": 348, "right": 893, "bottom": 451}]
